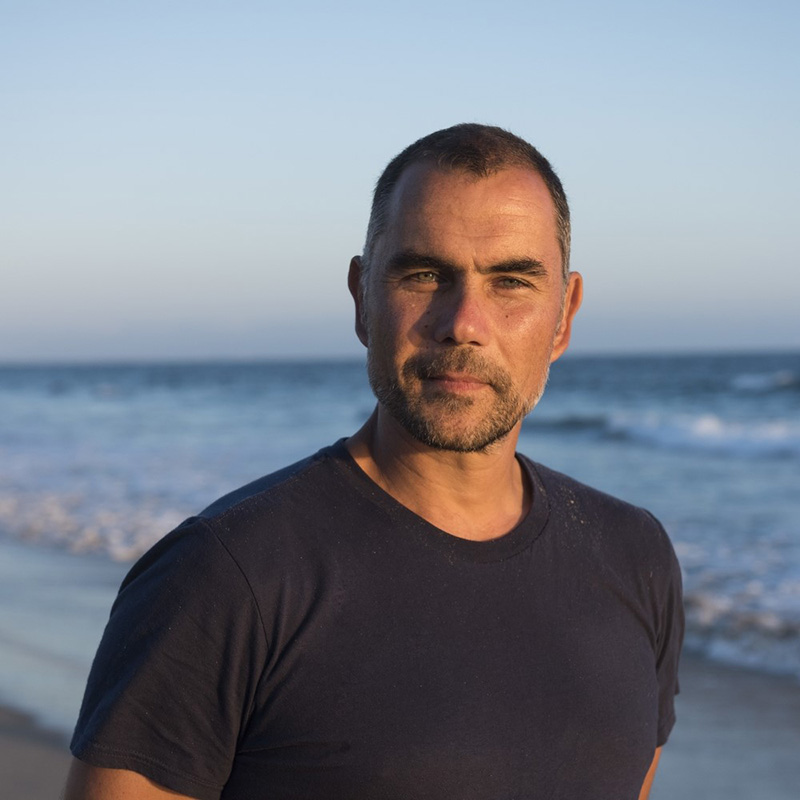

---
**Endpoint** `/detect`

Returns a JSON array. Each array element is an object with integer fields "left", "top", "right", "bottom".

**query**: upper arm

[
  {"left": 638, "top": 747, "right": 662, "bottom": 800},
  {"left": 70, "top": 521, "right": 268, "bottom": 794},
  {"left": 63, "top": 758, "right": 204, "bottom": 800},
  {"left": 648, "top": 515, "right": 684, "bottom": 747}
]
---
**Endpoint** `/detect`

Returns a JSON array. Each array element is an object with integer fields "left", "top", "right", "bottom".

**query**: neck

[{"left": 346, "top": 406, "right": 530, "bottom": 541}]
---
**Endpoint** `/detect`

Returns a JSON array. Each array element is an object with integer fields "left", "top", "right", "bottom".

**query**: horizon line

[{"left": 1, "top": 345, "right": 798, "bottom": 369}]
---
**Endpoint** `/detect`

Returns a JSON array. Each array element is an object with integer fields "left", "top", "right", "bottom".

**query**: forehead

[{"left": 378, "top": 162, "right": 560, "bottom": 265}]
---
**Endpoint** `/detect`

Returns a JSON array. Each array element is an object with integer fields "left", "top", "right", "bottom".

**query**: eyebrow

[{"left": 384, "top": 249, "right": 548, "bottom": 278}]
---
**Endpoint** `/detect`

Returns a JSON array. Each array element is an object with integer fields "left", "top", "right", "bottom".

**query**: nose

[{"left": 431, "top": 281, "right": 490, "bottom": 346}]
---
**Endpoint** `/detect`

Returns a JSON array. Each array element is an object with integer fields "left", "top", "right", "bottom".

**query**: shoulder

[
  {"left": 199, "top": 440, "right": 345, "bottom": 519},
  {"left": 116, "top": 442, "right": 339, "bottom": 572},
  {"left": 521, "top": 459, "right": 684, "bottom": 667},
  {"left": 524, "top": 457, "right": 659, "bottom": 527},
  {"left": 119, "top": 440, "right": 359, "bottom": 598},
  {"left": 522, "top": 456, "right": 678, "bottom": 572}
]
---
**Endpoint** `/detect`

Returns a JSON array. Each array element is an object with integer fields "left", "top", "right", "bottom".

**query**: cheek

[
  {"left": 504, "top": 314, "right": 562, "bottom": 370},
  {"left": 507, "top": 309, "right": 560, "bottom": 346},
  {"left": 381, "top": 297, "right": 434, "bottom": 347},
  {"left": 366, "top": 302, "right": 413, "bottom": 363}
]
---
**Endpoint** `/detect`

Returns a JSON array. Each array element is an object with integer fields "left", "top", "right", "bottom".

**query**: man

[{"left": 64, "top": 124, "right": 683, "bottom": 800}]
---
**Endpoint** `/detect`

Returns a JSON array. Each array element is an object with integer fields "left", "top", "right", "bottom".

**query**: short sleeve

[
  {"left": 70, "top": 518, "right": 269, "bottom": 800},
  {"left": 652, "top": 522, "right": 684, "bottom": 747}
]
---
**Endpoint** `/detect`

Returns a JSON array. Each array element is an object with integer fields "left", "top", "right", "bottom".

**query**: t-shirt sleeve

[
  {"left": 70, "top": 518, "right": 269, "bottom": 800},
  {"left": 650, "top": 516, "right": 684, "bottom": 747}
]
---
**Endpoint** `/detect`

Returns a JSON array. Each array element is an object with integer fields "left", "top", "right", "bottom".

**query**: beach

[
  {"left": 1, "top": 356, "right": 798, "bottom": 797},
  {"left": 653, "top": 654, "right": 800, "bottom": 799},
  {"left": 0, "top": 705, "right": 71, "bottom": 800},
  {"left": 2, "top": 653, "right": 798, "bottom": 799}
]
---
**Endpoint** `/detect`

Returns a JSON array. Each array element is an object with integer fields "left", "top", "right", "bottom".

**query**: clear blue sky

[{"left": 3, "top": 0, "right": 798, "bottom": 360}]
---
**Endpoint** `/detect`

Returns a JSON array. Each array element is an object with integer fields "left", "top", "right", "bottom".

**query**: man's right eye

[{"left": 411, "top": 271, "right": 438, "bottom": 283}]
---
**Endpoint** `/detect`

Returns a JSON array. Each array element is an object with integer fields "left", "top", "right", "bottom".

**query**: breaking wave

[
  {"left": 525, "top": 412, "right": 800, "bottom": 458},
  {"left": 731, "top": 369, "right": 800, "bottom": 393},
  {"left": 681, "top": 586, "right": 800, "bottom": 678}
]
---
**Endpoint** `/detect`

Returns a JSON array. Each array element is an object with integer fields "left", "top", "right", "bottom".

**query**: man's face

[{"left": 350, "top": 162, "right": 582, "bottom": 453}]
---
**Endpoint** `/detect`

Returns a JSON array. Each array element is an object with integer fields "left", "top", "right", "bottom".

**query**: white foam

[
  {"left": 608, "top": 412, "right": 800, "bottom": 457},
  {"left": 0, "top": 489, "right": 185, "bottom": 561}
]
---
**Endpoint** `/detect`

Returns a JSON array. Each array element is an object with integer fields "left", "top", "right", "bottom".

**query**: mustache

[{"left": 402, "top": 349, "right": 512, "bottom": 393}]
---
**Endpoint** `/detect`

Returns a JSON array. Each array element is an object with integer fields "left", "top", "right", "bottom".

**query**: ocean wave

[
  {"left": 609, "top": 413, "right": 800, "bottom": 457},
  {"left": 673, "top": 531, "right": 800, "bottom": 678},
  {"left": 683, "top": 589, "right": 800, "bottom": 679},
  {"left": 731, "top": 369, "right": 800, "bottom": 393},
  {"left": 525, "top": 411, "right": 800, "bottom": 457},
  {"left": 685, "top": 590, "right": 800, "bottom": 637},
  {"left": 0, "top": 490, "right": 183, "bottom": 562}
]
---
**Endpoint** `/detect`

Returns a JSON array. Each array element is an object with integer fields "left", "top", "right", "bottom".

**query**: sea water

[{"left": 0, "top": 352, "right": 798, "bottom": 734}]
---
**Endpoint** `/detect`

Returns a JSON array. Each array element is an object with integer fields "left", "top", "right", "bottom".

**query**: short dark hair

[{"left": 363, "top": 123, "right": 571, "bottom": 281}]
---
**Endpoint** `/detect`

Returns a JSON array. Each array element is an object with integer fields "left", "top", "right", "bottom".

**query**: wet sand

[
  {"left": 0, "top": 705, "right": 71, "bottom": 800},
  {"left": 3, "top": 654, "right": 799, "bottom": 799},
  {"left": 652, "top": 654, "right": 800, "bottom": 799}
]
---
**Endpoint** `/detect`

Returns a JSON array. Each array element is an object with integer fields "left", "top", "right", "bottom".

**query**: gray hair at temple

[{"left": 361, "top": 123, "right": 571, "bottom": 286}]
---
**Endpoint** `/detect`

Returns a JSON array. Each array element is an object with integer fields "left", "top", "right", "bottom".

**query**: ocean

[{"left": 0, "top": 352, "right": 798, "bottom": 735}]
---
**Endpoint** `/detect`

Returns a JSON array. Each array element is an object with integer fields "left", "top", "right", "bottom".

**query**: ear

[
  {"left": 348, "top": 256, "right": 369, "bottom": 347},
  {"left": 550, "top": 271, "right": 583, "bottom": 363}
]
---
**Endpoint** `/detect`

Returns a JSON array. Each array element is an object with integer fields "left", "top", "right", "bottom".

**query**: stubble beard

[{"left": 367, "top": 346, "right": 551, "bottom": 453}]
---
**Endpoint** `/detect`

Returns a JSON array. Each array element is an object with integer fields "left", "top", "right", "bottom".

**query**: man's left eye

[{"left": 498, "top": 277, "right": 526, "bottom": 288}]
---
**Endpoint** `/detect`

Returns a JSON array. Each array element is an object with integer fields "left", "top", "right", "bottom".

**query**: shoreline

[{"left": 3, "top": 653, "right": 798, "bottom": 799}]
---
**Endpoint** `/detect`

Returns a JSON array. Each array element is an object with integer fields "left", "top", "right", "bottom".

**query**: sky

[{"left": 2, "top": 0, "right": 798, "bottom": 361}]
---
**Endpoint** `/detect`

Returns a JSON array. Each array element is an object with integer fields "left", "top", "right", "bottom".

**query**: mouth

[
  {"left": 425, "top": 372, "right": 491, "bottom": 392},
  {"left": 403, "top": 350, "right": 511, "bottom": 397}
]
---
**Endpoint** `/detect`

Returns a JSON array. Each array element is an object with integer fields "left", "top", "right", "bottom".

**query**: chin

[{"left": 396, "top": 404, "right": 522, "bottom": 453}]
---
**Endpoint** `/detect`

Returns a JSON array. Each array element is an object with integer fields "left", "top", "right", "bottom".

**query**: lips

[
  {"left": 427, "top": 372, "right": 489, "bottom": 389},
  {"left": 403, "top": 351, "right": 511, "bottom": 394}
]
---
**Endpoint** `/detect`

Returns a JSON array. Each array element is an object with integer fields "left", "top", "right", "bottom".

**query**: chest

[{"left": 223, "top": 544, "right": 660, "bottom": 799}]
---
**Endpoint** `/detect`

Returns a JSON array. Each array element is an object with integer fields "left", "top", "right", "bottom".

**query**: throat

[
  {"left": 410, "top": 489, "right": 531, "bottom": 541},
  {"left": 346, "top": 412, "right": 531, "bottom": 541}
]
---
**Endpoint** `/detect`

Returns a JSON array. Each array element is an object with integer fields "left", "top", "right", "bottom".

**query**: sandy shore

[
  {"left": 0, "top": 705, "right": 71, "bottom": 800},
  {"left": 652, "top": 654, "right": 800, "bottom": 799},
  {"left": 4, "top": 653, "right": 799, "bottom": 799}
]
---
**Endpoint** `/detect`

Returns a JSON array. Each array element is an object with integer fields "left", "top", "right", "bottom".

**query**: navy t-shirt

[{"left": 72, "top": 440, "right": 683, "bottom": 799}]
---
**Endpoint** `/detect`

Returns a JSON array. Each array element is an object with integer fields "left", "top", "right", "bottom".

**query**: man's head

[
  {"left": 362, "top": 123, "right": 571, "bottom": 286},
  {"left": 350, "top": 124, "right": 582, "bottom": 453}
]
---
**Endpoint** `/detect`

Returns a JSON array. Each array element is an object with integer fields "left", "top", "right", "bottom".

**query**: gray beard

[{"left": 367, "top": 347, "right": 550, "bottom": 453}]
